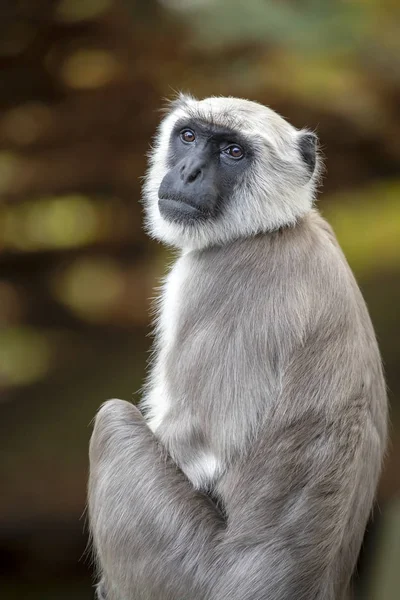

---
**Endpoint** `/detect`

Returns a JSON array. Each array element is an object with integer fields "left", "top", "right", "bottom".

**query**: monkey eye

[
  {"left": 222, "top": 145, "right": 244, "bottom": 160},
  {"left": 180, "top": 129, "right": 196, "bottom": 143}
]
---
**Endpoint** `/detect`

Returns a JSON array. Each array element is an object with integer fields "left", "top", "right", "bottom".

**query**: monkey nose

[
  {"left": 186, "top": 167, "right": 202, "bottom": 183},
  {"left": 180, "top": 160, "right": 204, "bottom": 184}
]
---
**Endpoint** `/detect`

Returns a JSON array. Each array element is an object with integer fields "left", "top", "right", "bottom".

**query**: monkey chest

[
  {"left": 151, "top": 334, "right": 270, "bottom": 492},
  {"left": 147, "top": 255, "right": 274, "bottom": 490}
]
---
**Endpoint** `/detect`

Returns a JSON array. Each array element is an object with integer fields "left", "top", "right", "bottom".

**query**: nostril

[{"left": 187, "top": 168, "right": 201, "bottom": 183}]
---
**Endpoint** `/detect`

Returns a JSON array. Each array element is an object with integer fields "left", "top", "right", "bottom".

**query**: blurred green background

[{"left": 0, "top": 1, "right": 399, "bottom": 598}]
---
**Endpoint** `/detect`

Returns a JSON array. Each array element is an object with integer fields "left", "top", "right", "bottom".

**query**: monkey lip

[{"left": 158, "top": 197, "right": 209, "bottom": 222}]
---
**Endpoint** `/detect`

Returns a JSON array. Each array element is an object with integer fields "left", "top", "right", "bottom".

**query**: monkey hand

[
  {"left": 88, "top": 396, "right": 223, "bottom": 600},
  {"left": 89, "top": 398, "right": 145, "bottom": 466},
  {"left": 89, "top": 399, "right": 156, "bottom": 599}
]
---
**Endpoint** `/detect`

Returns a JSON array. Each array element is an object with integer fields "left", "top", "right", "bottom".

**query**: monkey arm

[{"left": 88, "top": 399, "right": 223, "bottom": 600}]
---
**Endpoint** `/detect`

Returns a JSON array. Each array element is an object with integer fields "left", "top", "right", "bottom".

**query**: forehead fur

[{"left": 163, "top": 93, "right": 298, "bottom": 151}]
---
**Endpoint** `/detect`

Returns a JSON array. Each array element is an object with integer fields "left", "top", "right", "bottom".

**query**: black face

[{"left": 158, "top": 118, "right": 252, "bottom": 225}]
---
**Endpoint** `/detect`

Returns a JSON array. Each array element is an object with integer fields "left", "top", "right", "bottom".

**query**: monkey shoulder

[
  {"left": 284, "top": 212, "right": 361, "bottom": 304},
  {"left": 159, "top": 216, "right": 359, "bottom": 341}
]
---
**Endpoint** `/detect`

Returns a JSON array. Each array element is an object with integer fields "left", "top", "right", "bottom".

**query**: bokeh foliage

[{"left": 0, "top": 1, "right": 399, "bottom": 598}]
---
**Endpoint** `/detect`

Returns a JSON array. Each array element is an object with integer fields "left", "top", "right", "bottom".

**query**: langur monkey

[{"left": 88, "top": 95, "right": 387, "bottom": 600}]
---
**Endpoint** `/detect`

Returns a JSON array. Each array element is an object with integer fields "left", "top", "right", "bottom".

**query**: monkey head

[{"left": 143, "top": 94, "right": 321, "bottom": 250}]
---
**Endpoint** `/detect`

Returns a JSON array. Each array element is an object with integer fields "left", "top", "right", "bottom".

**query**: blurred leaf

[
  {"left": 160, "top": 0, "right": 400, "bottom": 82},
  {"left": 322, "top": 180, "right": 400, "bottom": 276},
  {"left": 0, "top": 282, "right": 25, "bottom": 326},
  {"left": 162, "top": 0, "right": 369, "bottom": 53},
  {"left": 1, "top": 103, "right": 53, "bottom": 146},
  {"left": 61, "top": 50, "right": 123, "bottom": 89},
  {"left": 0, "top": 327, "right": 51, "bottom": 388},
  {"left": 52, "top": 257, "right": 125, "bottom": 322},
  {"left": 0, "top": 22, "right": 36, "bottom": 57},
  {"left": 369, "top": 498, "right": 400, "bottom": 600},
  {"left": 56, "top": 0, "right": 112, "bottom": 23},
  {"left": 0, "top": 195, "right": 134, "bottom": 253},
  {"left": 1, "top": 195, "right": 101, "bottom": 251},
  {"left": 0, "top": 152, "right": 20, "bottom": 196}
]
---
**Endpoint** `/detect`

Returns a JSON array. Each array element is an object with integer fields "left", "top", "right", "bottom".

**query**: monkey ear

[{"left": 298, "top": 131, "right": 318, "bottom": 176}]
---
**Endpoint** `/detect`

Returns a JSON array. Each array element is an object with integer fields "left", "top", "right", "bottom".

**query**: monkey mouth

[{"left": 158, "top": 196, "right": 209, "bottom": 223}]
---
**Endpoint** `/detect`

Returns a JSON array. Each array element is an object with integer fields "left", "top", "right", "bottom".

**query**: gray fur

[{"left": 88, "top": 95, "right": 387, "bottom": 600}]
